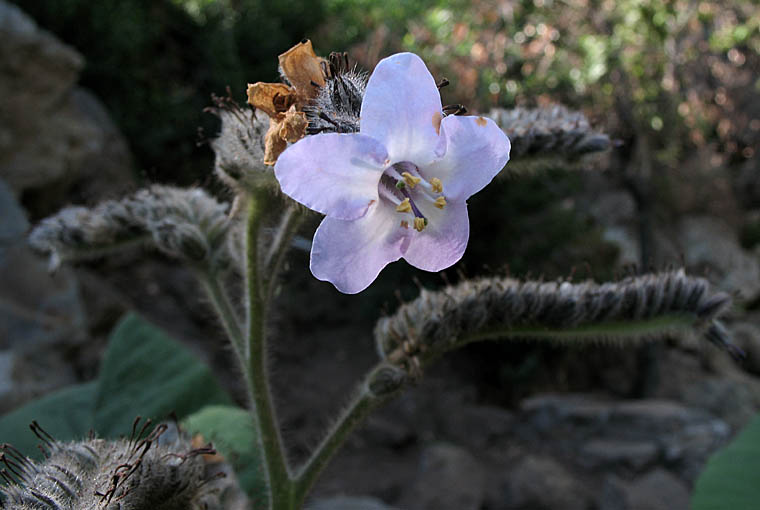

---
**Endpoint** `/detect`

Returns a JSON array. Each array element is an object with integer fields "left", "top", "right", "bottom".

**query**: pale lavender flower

[{"left": 275, "top": 53, "right": 510, "bottom": 293}]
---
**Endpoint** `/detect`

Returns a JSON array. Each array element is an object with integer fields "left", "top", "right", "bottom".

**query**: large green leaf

[
  {"left": 0, "top": 382, "right": 97, "bottom": 458},
  {"left": 692, "top": 413, "right": 760, "bottom": 510},
  {"left": 183, "top": 405, "right": 267, "bottom": 507},
  {"left": 92, "top": 313, "right": 234, "bottom": 436}
]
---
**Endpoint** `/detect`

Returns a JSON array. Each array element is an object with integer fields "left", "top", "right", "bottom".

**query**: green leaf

[
  {"left": 692, "top": 413, "right": 760, "bottom": 510},
  {"left": 182, "top": 405, "right": 267, "bottom": 506},
  {"left": 0, "top": 382, "right": 97, "bottom": 458},
  {"left": 93, "top": 313, "right": 233, "bottom": 437}
]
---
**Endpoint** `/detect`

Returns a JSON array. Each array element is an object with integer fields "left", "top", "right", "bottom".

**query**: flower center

[{"left": 377, "top": 162, "right": 446, "bottom": 232}]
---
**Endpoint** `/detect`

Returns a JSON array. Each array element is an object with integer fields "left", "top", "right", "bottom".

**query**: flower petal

[
  {"left": 360, "top": 53, "right": 445, "bottom": 166},
  {"left": 310, "top": 204, "right": 410, "bottom": 294},
  {"left": 402, "top": 200, "right": 469, "bottom": 272},
  {"left": 423, "top": 115, "right": 510, "bottom": 201},
  {"left": 275, "top": 133, "right": 389, "bottom": 220}
]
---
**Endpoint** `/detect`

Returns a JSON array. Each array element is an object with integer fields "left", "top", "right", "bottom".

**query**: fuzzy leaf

[
  {"left": 692, "top": 413, "right": 760, "bottom": 510},
  {"left": 93, "top": 313, "right": 234, "bottom": 436},
  {"left": 182, "top": 405, "right": 268, "bottom": 506}
]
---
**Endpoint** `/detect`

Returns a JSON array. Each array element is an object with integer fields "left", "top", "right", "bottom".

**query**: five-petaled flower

[{"left": 275, "top": 52, "right": 511, "bottom": 294}]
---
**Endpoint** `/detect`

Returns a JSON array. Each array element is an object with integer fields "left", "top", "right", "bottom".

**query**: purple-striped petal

[
  {"left": 422, "top": 115, "right": 510, "bottom": 201},
  {"left": 275, "top": 133, "right": 389, "bottom": 220},
  {"left": 402, "top": 200, "right": 469, "bottom": 272},
  {"left": 310, "top": 204, "right": 411, "bottom": 294},
  {"left": 360, "top": 53, "right": 445, "bottom": 166}
]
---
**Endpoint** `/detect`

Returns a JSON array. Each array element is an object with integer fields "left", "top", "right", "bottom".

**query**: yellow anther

[
  {"left": 434, "top": 196, "right": 447, "bottom": 209},
  {"left": 400, "top": 220, "right": 409, "bottom": 229},
  {"left": 395, "top": 198, "right": 412, "bottom": 213},
  {"left": 402, "top": 172, "right": 421, "bottom": 189},
  {"left": 430, "top": 177, "right": 443, "bottom": 193},
  {"left": 413, "top": 217, "right": 426, "bottom": 232}
]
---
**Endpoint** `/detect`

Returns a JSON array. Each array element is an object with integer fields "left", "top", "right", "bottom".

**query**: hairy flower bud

[
  {"left": 209, "top": 102, "right": 272, "bottom": 191},
  {"left": 489, "top": 105, "right": 610, "bottom": 173},
  {"left": 375, "top": 270, "right": 732, "bottom": 372},
  {"left": 0, "top": 421, "right": 244, "bottom": 510},
  {"left": 303, "top": 52, "right": 367, "bottom": 135},
  {"left": 29, "top": 185, "right": 232, "bottom": 273}
]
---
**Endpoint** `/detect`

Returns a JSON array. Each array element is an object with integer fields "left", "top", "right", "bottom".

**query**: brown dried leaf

[
  {"left": 279, "top": 105, "right": 308, "bottom": 143},
  {"left": 246, "top": 82, "right": 295, "bottom": 118},
  {"left": 263, "top": 117, "right": 288, "bottom": 166},
  {"left": 278, "top": 39, "right": 326, "bottom": 101}
]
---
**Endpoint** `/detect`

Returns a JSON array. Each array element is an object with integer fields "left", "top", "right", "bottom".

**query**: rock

[
  {"left": 0, "top": 1, "right": 133, "bottom": 210},
  {"left": 0, "top": 1, "right": 82, "bottom": 131},
  {"left": 0, "top": 346, "right": 78, "bottom": 415},
  {"left": 580, "top": 439, "right": 659, "bottom": 472},
  {"left": 363, "top": 415, "right": 415, "bottom": 448},
  {"left": 610, "top": 399, "right": 713, "bottom": 433},
  {"left": 624, "top": 469, "right": 690, "bottom": 510},
  {"left": 597, "top": 475, "right": 631, "bottom": 510},
  {"left": 400, "top": 443, "right": 485, "bottom": 510},
  {"left": 307, "top": 496, "right": 401, "bottom": 510},
  {"left": 520, "top": 393, "right": 613, "bottom": 431},
  {"left": 678, "top": 216, "right": 760, "bottom": 299},
  {"left": 441, "top": 404, "right": 515, "bottom": 450},
  {"left": 679, "top": 376, "right": 752, "bottom": 432},
  {"left": 0, "top": 178, "right": 85, "bottom": 412},
  {"left": 731, "top": 321, "right": 760, "bottom": 375},
  {"left": 498, "top": 455, "right": 591, "bottom": 510}
]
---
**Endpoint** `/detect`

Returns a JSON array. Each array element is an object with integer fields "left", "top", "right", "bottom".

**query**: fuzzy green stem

[
  {"left": 292, "top": 366, "right": 393, "bottom": 505},
  {"left": 198, "top": 271, "right": 245, "bottom": 358},
  {"left": 386, "top": 313, "right": 699, "bottom": 367},
  {"left": 244, "top": 193, "right": 291, "bottom": 509},
  {"left": 263, "top": 204, "right": 305, "bottom": 301}
]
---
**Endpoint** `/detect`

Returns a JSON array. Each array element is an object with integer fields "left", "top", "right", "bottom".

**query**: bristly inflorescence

[
  {"left": 207, "top": 93, "right": 271, "bottom": 191},
  {"left": 489, "top": 105, "right": 610, "bottom": 173},
  {"left": 0, "top": 420, "right": 241, "bottom": 510},
  {"left": 375, "top": 270, "right": 733, "bottom": 373},
  {"left": 29, "top": 185, "right": 232, "bottom": 274},
  {"left": 303, "top": 52, "right": 367, "bottom": 135}
]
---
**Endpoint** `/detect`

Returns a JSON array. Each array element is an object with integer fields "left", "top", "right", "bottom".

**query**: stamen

[
  {"left": 413, "top": 217, "right": 427, "bottom": 232},
  {"left": 400, "top": 220, "right": 409, "bottom": 229},
  {"left": 401, "top": 172, "right": 421, "bottom": 188},
  {"left": 430, "top": 178, "right": 443, "bottom": 193},
  {"left": 396, "top": 198, "right": 412, "bottom": 213},
  {"left": 434, "top": 196, "right": 447, "bottom": 209}
]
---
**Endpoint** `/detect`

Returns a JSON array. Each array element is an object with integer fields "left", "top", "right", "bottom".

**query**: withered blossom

[{"left": 246, "top": 40, "right": 326, "bottom": 165}]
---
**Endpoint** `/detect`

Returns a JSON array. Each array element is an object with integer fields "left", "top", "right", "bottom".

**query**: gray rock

[
  {"left": 0, "top": 1, "right": 133, "bottom": 203},
  {"left": 731, "top": 321, "right": 760, "bottom": 375},
  {"left": 580, "top": 439, "right": 659, "bottom": 472},
  {"left": 624, "top": 469, "right": 690, "bottom": 510},
  {"left": 0, "top": 346, "right": 77, "bottom": 414},
  {"left": 442, "top": 404, "right": 515, "bottom": 449},
  {"left": 499, "top": 455, "right": 591, "bottom": 510},
  {"left": 307, "top": 496, "right": 401, "bottom": 510},
  {"left": 0, "top": 179, "right": 27, "bottom": 244},
  {"left": 400, "top": 443, "right": 485, "bottom": 510},
  {"left": 0, "top": 0, "right": 83, "bottom": 132},
  {"left": 0, "top": 177, "right": 85, "bottom": 412},
  {"left": 678, "top": 216, "right": 760, "bottom": 299}
]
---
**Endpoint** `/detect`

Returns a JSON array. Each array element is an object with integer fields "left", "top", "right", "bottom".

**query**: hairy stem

[
  {"left": 292, "top": 364, "right": 397, "bottom": 506},
  {"left": 244, "top": 193, "right": 291, "bottom": 509},
  {"left": 198, "top": 271, "right": 245, "bottom": 358},
  {"left": 263, "top": 204, "right": 305, "bottom": 301}
]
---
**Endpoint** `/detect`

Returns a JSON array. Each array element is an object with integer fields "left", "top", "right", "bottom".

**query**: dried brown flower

[{"left": 247, "top": 40, "right": 326, "bottom": 165}]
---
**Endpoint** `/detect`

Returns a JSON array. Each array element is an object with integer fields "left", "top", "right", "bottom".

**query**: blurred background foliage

[
  {"left": 11, "top": 0, "right": 760, "bottom": 396},
  {"left": 14, "top": 0, "right": 760, "bottom": 191}
]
